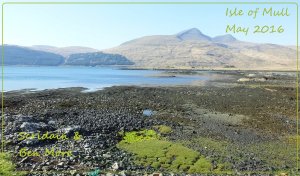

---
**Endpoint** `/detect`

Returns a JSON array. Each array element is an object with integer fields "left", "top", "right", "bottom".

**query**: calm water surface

[{"left": 4, "top": 66, "right": 209, "bottom": 91}]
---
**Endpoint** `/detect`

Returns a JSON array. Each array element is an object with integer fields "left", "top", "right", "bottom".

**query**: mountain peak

[
  {"left": 179, "top": 28, "right": 201, "bottom": 34},
  {"left": 176, "top": 28, "right": 211, "bottom": 41},
  {"left": 213, "top": 34, "right": 237, "bottom": 42}
]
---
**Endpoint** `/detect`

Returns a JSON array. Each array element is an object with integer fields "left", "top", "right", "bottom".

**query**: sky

[{"left": 1, "top": 1, "right": 298, "bottom": 49}]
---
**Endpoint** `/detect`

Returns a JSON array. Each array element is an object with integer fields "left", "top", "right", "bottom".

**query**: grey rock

[
  {"left": 48, "top": 120, "right": 56, "bottom": 125},
  {"left": 112, "top": 162, "right": 119, "bottom": 171},
  {"left": 57, "top": 125, "right": 81, "bottom": 136},
  {"left": 103, "top": 153, "right": 111, "bottom": 158},
  {"left": 20, "top": 122, "right": 51, "bottom": 132}
]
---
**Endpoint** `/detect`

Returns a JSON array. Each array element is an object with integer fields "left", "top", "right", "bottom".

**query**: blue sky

[{"left": 2, "top": 1, "right": 298, "bottom": 49}]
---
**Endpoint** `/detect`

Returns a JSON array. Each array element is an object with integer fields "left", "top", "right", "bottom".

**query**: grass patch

[
  {"left": 117, "top": 129, "right": 231, "bottom": 174},
  {"left": 183, "top": 137, "right": 297, "bottom": 173},
  {"left": 286, "top": 135, "right": 300, "bottom": 145},
  {"left": 153, "top": 125, "right": 172, "bottom": 134},
  {"left": 121, "top": 129, "right": 158, "bottom": 143},
  {"left": 120, "top": 139, "right": 172, "bottom": 168},
  {"left": 165, "top": 143, "right": 200, "bottom": 172},
  {"left": 188, "top": 157, "right": 212, "bottom": 173},
  {"left": 0, "top": 152, "right": 26, "bottom": 176}
]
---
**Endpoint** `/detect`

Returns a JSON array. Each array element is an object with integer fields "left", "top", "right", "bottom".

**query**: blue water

[
  {"left": 3, "top": 66, "right": 208, "bottom": 92},
  {"left": 143, "top": 109, "right": 155, "bottom": 117}
]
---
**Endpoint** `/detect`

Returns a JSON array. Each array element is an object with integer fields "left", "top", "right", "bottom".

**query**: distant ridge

[
  {"left": 104, "top": 28, "right": 296, "bottom": 70},
  {"left": 4, "top": 45, "right": 65, "bottom": 66},
  {"left": 5, "top": 45, "right": 133, "bottom": 66},
  {"left": 213, "top": 34, "right": 237, "bottom": 43},
  {"left": 31, "top": 45, "right": 99, "bottom": 57}
]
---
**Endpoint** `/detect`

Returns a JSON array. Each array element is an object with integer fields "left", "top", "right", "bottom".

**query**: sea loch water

[{"left": 4, "top": 66, "right": 208, "bottom": 92}]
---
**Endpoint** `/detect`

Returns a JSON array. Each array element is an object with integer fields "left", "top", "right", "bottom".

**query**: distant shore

[
  {"left": 119, "top": 66, "right": 298, "bottom": 72},
  {"left": 3, "top": 64, "right": 298, "bottom": 72}
]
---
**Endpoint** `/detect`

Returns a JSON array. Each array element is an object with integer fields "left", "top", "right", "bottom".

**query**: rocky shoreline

[{"left": 1, "top": 71, "right": 298, "bottom": 176}]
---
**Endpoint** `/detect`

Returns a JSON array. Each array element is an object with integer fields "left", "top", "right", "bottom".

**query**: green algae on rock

[
  {"left": 0, "top": 152, "right": 26, "bottom": 176},
  {"left": 117, "top": 129, "right": 232, "bottom": 174}
]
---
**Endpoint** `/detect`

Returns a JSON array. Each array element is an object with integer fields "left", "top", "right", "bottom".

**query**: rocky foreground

[{"left": 1, "top": 71, "right": 298, "bottom": 176}]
